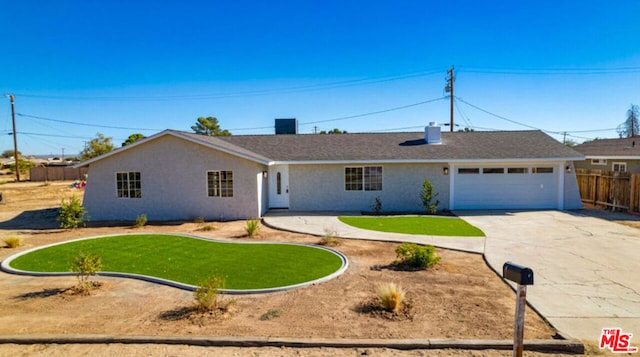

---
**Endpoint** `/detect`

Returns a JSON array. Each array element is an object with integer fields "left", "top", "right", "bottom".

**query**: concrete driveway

[
  {"left": 457, "top": 210, "right": 640, "bottom": 342},
  {"left": 265, "top": 209, "right": 640, "bottom": 343}
]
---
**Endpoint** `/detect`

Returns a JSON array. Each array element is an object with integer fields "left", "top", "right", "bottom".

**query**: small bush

[
  {"left": 198, "top": 224, "right": 216, "bottom": 232},
  {"left": 70, "top": 251, "right": 103, "bottom": 293},
  {"left": 245, "top": 219, "right": 260, "bottom": 237},
  {"left": 259, "top": 309, "right": 280, "bottom": 321},
  {"left": 371, "top": 196, "right": 382, "bottom": 214},
  {"left": 377, "top": 282, "right": 405, "bottom": 312},
  {"left": 57, "top": 195, "right": 88, "bottom": 229},
  {"left": 135, "top": 213, "right": 147, "bottom": 228},
  {"left": 395, "top": 242, "right": 440, "bottom": 269},
  {"left": 319, "top": 229, "right": 340, "bottom": 246},
  {"left": 194, "top": 275, "right": 225, "bottom": 311},
  {"left": 3, "top": 236, "right": 22, "bottom": 248},
  {"left": 420, "top": 178, "right": 440, "bottom": 214},
  {"left": 193, "top": 217, "right": 205, "bottom": 224}
]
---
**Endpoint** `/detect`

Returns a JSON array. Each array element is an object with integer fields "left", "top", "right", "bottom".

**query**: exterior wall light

[
  {"left": 262, "top": 171, "right": 268, "bottom": 178},
  {"left": 443, "top": 167, "right": 449, "bottom": 175},
  {"left": 565, "top": 165, "right": 572, "bottom": 174}
]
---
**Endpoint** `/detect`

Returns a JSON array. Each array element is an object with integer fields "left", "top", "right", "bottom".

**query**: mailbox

[{"left": 503, "top": 262, "right": 534, "bottom": 285}]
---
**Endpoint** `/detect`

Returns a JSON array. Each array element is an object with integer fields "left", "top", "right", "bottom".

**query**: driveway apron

[{"left": 458, "top": 210, "right": 640, "bottom": 342}]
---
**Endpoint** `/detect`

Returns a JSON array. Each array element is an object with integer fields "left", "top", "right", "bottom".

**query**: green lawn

[
  {"left": 338, "top": 216, "right": 485, "bottom": 237},
  {"left": 9, "top": 234, "right": 344, "bottom": 290}
]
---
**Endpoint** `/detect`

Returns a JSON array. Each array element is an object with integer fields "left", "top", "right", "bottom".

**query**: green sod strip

[
  {"left": 9, "top": 235, "right": 344, "bottom": 289},
  {"left": 338, "top": 216, "right": 484, "bottom": 237}
]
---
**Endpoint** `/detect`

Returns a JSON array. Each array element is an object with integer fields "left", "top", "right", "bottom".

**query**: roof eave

[
  {"left": 272, "top": 156, "right": 585, "bottom": 165},
  {"left": 74, "top": 130, "right": 272, "bottom": 168}
]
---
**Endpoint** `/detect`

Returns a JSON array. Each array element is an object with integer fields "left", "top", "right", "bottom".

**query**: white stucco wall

[
  {"left": 83, "top": 135, "right": 268, "bottom": 221},
  {"left": 287, "top": 163, "right": 449, "bottom": 212},
  {"left": 564, "top": 161, "right": 583, "bottom": 210}
]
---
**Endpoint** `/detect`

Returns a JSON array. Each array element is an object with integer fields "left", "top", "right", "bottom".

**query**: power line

[
  {"left": 459, "top": 66, "right": 640, "bottom": 75},
  {"left": 455, "top": 97, "right": 543, "bottom": 131},
  {"left": 299, "top": 97, "right": 447, "bottom": 126},
  {"left": 12, "top": 70, "right": 445, "bottom": 102},
  {"left": 17, "top": 131, "right": 95, "bottom": 140},
  {"left": 17, "top": 113, "right": 162, "bottom": 131}
]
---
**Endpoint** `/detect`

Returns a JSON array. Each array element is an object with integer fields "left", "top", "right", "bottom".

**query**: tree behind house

[
  {"left": 80, "top": 133, "right": 115, "bottom": 161},
  {"left": 191, "top": 116, "right": 231, "bottom": 136},
  {"left": 617, "top": 104, "right": 640, "bottom": 138}
]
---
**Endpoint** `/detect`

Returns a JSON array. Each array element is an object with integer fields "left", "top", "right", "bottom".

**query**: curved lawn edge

[
  {"left": 338, "top": 215, "right": 485, "bottom": 237},
  {"left": 0, "top": 233, "right": 349, "bottom": 295}
]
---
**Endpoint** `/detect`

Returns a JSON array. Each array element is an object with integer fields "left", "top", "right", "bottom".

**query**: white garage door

[{"left": 453, "top": 166, "right": 558, "bottom": 210}]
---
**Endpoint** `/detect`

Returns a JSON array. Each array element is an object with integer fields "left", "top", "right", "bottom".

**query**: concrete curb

[
  {"left": 0, "top": 334, "right": 585, "bottom": 353},
  {"left": 0, "top": 233, "right": 349, "bottom": 295}
]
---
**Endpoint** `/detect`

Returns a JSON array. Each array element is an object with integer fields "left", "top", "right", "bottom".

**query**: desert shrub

[
  {"left": 194, "top": 275, "right": 225, "bottom": 311},
  {"left": 193, "top": 217, "right": 205, "bottom": 224},
  {"left": 420, "top": 178, "right": 440, "bottom": 214},
  {"left": 259, "top": 309, "right": 280, "bottom": 321},
  {"left": 70, "top": 251, "right": 103, "bottom": 292},
  {"left": 245, "top": 218, "right": 260, "bottom": 237},
  {"left": 198, "top": 224, "right": 216, "bottom": 232},
  {"left": 3, "top": 236, "right": 22, "bottom": 248},
  {"left": 135, "top": 213, "right": 147, "bottom": 228},
  {"left": 319, "top": 229, "right": 340, "bottom": 246},
  {"left": 57, "top": 195, "right": 89, "bottom": 229},
  {"left": 371, "top": 196, "right": 382, "bottom": 214},
  {"left": 377, "top": 282, "right": 405, "bottom": 312},
  {"left": 395, "top": 242, "right": 440, "bottom": 269}
]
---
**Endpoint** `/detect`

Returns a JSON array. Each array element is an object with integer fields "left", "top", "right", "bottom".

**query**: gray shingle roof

[
  {"left": 573, "top": 137, "right": 640, "bottom": 157},
  {"left": 177, "top": 130, "right": 582, "bottom": 163}
]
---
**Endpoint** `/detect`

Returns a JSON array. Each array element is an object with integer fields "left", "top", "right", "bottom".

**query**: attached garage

[{"left": 451, "top": 164, "right": 561, "bottom": 210}]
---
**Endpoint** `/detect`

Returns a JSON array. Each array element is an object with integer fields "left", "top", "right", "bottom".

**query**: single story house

[
  {"left": 573, "top": 137, "right": 640, "bottom": 173},
  {"left": 78, "top": 124, "right": 584, "bottom": 221}
]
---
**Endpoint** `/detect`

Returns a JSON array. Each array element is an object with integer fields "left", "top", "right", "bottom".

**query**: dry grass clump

[
  {"left": 377, "top": 282, "right": 405, "bottom": 312},
  {"left": 319, "top": 229, "right": 340, "bottom": 247},
  {"left": 245, "top": 219, "right": 260, "bottom": 237},
  {"left": 3, "top": 236, "right": 23, "bottom": 248}
]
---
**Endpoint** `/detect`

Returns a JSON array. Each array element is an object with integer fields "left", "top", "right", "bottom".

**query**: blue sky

[{"left": 1, "top": 1, "right": 639, "bottom": 156}]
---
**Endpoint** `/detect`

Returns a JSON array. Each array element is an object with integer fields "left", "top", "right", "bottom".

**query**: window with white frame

[
  {"left": 613, "top": 162, "right": 627, "bottom": 172},
  {"left": 116, "top": 172, "right": 141, "bottom": 198},
  {"left": 345, "top": 166, "right": 382, "bottom": 191},
  {"left": 207, "top": 170, "right": 233, "bottom": 197}
]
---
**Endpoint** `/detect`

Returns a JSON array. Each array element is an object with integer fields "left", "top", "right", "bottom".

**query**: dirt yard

[{"left": 0, "top": 181, "right": 627, "bottom": 356}]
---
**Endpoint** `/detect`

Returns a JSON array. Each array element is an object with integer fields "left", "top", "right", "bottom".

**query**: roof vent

[{"left": 424, "top": 122, "right": 442, "bottom": 144}]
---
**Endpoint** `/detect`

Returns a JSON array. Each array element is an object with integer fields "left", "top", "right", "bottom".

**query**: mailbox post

[{"left": 503, "top": 262, "right": 534, "bottom": 357}]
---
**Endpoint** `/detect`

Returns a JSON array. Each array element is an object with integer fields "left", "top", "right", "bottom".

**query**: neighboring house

[
  {"left": 77, "top": 124, "right": 583, "bottom": 221},
  {"left": 573, "top": 137, "right": 640, "bottom": 173}
]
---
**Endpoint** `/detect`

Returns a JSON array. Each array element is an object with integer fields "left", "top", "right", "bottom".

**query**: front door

[{"left": 269, "top": 165, "right": 289, "bottom": 208}]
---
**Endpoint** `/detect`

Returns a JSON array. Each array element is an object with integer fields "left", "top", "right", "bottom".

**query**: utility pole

[
  {"left": 445, "top": 66, "right": 455, "bottom": 132},
  {"left": 5, "top": 94, "right": 19, "bottom": 182}
]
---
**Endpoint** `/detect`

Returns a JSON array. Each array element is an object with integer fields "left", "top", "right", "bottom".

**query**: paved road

[{"left": 264, "top": 210, "right": 640, "bottom": 343}]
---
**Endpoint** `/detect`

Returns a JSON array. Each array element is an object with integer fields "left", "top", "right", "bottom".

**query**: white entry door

[{"left": 269, "top": 165, "right": 290, "bottom": 208}]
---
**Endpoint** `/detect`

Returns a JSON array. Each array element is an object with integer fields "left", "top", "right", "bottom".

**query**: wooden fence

[
  {"left": 29, "top": 166, "right": 88, "bottom": 182},
  {"left": 576, "top": 169, "right": 640, "bottom": 213}
]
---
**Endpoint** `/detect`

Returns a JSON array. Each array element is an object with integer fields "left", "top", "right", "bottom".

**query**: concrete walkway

[
  {"left": 263, "top": 210, "right": 640, "bottom": 343},
  {"left": 263, "top": 211, "right": 485, "bottom": 254}
]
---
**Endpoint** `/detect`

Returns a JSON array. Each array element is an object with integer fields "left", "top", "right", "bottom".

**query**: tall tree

[
  {"left": 122, "top": 133, "right": 146, "bottom": 147},
  {"left": 191, "top": 116, "right": 231, "bottom": 136},
  {"left": 617, "top": 104, "right": 640, "bottom": 138},
  {"left": 80, "top": 133, "right": 115, "bottom": 161}
]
